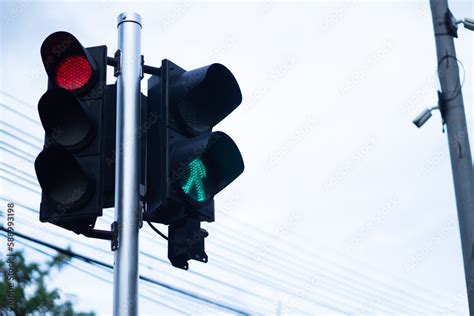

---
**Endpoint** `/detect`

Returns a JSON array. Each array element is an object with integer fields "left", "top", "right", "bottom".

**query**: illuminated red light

[{"left": 55, "top": 55, "right": 92, "bottom": 91}]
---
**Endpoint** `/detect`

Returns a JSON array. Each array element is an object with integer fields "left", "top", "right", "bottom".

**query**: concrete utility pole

[
  {"left": 113, "top": 12, "right": 142, "bottom": 315},
  {"left": 429, "top": 0, "right": 474, "bottom": 313}
]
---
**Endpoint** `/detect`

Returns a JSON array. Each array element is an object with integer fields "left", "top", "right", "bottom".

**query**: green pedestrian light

[
  {"left": 146, "top": 60, "right": 245, "bottom": 269},
  {"left": 181, "top": 158, "right": 208, "bottom": 202}
]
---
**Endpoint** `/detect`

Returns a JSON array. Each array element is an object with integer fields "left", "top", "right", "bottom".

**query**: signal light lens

[
  {"left": 35, "top": 148, "right": 93, "bottom": 209},
  {"left": 180, "top": 157, "right": 209, "bottom": 202},
  {"left": 38, "top": 89, "right": 95, "bottom": 149},
  {"left": 172, "top": 132, "right": 244, "bottom": 205},
  {"left": 172, "top": 64, "right": 242, "bottom": 135},
  {"left": 55, "top": 55, "right": 92, "bottom": 91}
]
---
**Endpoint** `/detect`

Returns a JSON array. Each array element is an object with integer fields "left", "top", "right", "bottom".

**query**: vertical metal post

[
  {"left": 430, "top": 1, "right": 474, "bottom": 313},
  {"left": 113, "top": 12, "right": 142, "bottom": 316}
]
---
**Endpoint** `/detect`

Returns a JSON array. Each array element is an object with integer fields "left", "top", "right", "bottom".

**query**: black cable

[
  {"left": 437, "top": 54, "right": 466, "bottom": 102},
  {"left": 1, "top": 194, "right": 439, "bottom": 313},
  {"left": 13, "top": 214, "right": 273, "bottom": 306},
  {"left": 11, "top": 237, "right": 188, "bottom": 314},
  {"left": 1, "top": 193, "right": 442, "bottom": 313},
  {"left": 1, "top": 90, "right": 446, "bottom": 311},
  {"left": 147, "top": 221, "right": 168, "bottom": 240},
  {"left": 0, "top": 136, "right": 445, "bottom": 313},
  {"left": 0, "top": 226, "right": 249, "bottom": 315}
]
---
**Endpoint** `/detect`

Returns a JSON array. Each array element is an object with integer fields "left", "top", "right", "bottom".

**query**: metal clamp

[
  {"left": 111, "top": 221, "right": 119, "bottom": 251},
  {"left": 114, "top": 50, "right": 121, "bottom": 77},
  {"left": 445, "top": 9, "right": 458, "bottom": 38}
]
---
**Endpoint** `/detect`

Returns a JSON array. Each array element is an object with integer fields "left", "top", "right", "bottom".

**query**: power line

[
  {"left": 0, "top": 102, "right": 449, "bottom": 312},
  {"left": 0, "top": 164, "right": 434, "bottom": 312},
  {"left": 5, "top": 204, "right": 275, "bottom": 313},
  {"left": 11, "top": 236, "right": 188, "bottom": 315},
  {"left": 205, "top": 227, "right": 418, "bottom": 313},
  {"left": 0, "top": 165, "right": 436, "bottom": 314},
  {"left": 220, "top": 212, "right": 448, "bottom": 307},
  {"left": 0, "top": 179, "right": 395, "bottom": 315},
  {"left": 0, "top": 91, "right": 38, "bottom": 110},
  {"left": 0, "top": 226, "right": 250, "bottom": 315},
  {"left": 2, "top": 194, "right": 346, "bottom": 314},
  {"left": 0, "top": 121, "right": 43, "bottom": 142},
  {"left": 0, "top": 102, "right": 40, "bottom": 125},
  {"left": 0, "top": 177, "right": 437, "bottom": 314},
  {"left": 0, "top": 129, "right": 42, "bottom": 150},
  {"left": 0, "top": 165, "right": 39, "bottom": 187},
  {"left": 0, "top": 148, "right": 444, "bottom": 312},
  {"left": 213, "top": 219, "right": 443, "bottom": 312}
]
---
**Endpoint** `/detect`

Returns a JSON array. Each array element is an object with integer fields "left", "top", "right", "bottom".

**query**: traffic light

[
  {"left": 34, "top": 32, "right": 116, "bottom": 236},
  {"left": 146, "top": 59, "right": 244, "bottom": 269}
]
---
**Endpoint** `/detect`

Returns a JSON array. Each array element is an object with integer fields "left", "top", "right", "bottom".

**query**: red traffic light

[
  {"left": 55, "top": 55, "right": 93, "bottom": 91},
  {"left": 41, "top": 31, "right": 97, "bottom": 94}
]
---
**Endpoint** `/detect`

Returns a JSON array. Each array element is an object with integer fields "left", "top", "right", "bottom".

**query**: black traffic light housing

[
  {"left": 40, "top": 31, "right": 99, "bottom": 94},
  {"left": 35, "top": 32, "right": 116, "bottom": 237},
  {"left": 34, "top": 31, "right": 245, "bottom": 267},
  {"left": 146, "top": 59, "right": 244, "bottom": 269}
]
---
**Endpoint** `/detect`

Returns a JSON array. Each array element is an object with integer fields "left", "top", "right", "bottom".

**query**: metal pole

[
  {"left": 113, "top": 12, "right": 142, "bottom": 316},
  {"left": 430, "top": 1, "right": 474, "bottom": 313}
]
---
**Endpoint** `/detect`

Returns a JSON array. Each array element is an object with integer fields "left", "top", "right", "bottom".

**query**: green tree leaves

[{"left": 0, "top": 250, "right": 95, "bottom": 315}]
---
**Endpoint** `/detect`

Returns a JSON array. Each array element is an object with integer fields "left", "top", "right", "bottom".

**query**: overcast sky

[{"left": 1, "top": 0, "right": 473, "bottom": 314}]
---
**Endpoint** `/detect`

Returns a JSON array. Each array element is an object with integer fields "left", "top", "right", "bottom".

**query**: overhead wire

[
  {"left": 0, "top": 226, "right": 251, "bottom": 315},
  {"left": 4, "top": 210, "right": 276, "bottom": 314},
  {"left": 0, "top": 156, "right": 408, "bottom": 312},
  {"left": 215, "top": 214, "right": 448, "bottom": 312},
  {"left": 0, "top": 173, "right": 439, "bottom": 314},
  {"left": 0, "top": 173, "right": 436, "bottom": 313},
  {"left": 2, "top": 195, "right": 348, "bottom": 314},
  {"left": 0, "top": 98, "right": 452, "bottom": 303},
  {"left": 0, "top": 97, "right": 450, "bottom": 314},
  {"left": 212, "top": 218, "right": 445, "bottom": 313},
  {"left": 9, "top": 236, "right": 189, "bottom": 315}
]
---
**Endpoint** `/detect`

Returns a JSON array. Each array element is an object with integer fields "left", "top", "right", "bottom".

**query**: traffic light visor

[
  {"left": 41, "top": 31, "right": 97, "bottom": 93},
  {"left": 172, "top": 64, "right": 242, "bottom": 135}
]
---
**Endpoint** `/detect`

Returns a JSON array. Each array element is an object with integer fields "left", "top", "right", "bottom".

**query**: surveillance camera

[
  {"left": 413, "top": 108, "right": 433, "bottom": 128},
  {"left": 463, "top": 18, "right": 474, "bottom": 31}
]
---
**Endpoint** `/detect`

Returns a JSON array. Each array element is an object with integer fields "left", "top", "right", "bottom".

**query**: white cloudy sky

[{"left": 1, "top": 0, "right": 473, "bottom": 314}]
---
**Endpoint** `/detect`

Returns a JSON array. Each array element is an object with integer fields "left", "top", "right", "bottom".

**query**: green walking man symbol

[{"left": 181, "top": 158, "right": 207, "bottom": 202}]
